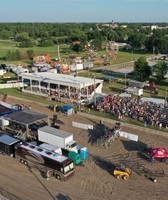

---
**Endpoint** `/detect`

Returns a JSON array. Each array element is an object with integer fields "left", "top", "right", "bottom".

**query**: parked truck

[{"left": 37, "top": 126, "right": 88, "bottom": 162}]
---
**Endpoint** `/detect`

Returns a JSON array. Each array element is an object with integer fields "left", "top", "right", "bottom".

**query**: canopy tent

[
  {"left": 2, "top": 110, "right": 48, "bottom": 139},
  {"left": 4, "top": 110, "right": 47, "bottom": 125},
  {"left": 60, "top": 105, "right": 73, "bottom": 116},
  {"left": 140, "top": 97, "right": 166, "bottom": 106},
  {"left": 150, "top": 148, "right": 168, "bottom": 158},
  {"left": 61, "top": 105, "right": 73, "bottom": 112}
]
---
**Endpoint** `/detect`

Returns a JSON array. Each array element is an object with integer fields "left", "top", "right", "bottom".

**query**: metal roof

[
  {"left": 38, "top": 125, "right": 73, "bottom": 138},
  {"left": 21, "top": 72, "right": 103, "bottom": 89},
  {"left": 4, "top": 110, "right": 47, "bottom": 125},
  {"left": 0, "top": 134, "right": 20, "bottom": 145}
]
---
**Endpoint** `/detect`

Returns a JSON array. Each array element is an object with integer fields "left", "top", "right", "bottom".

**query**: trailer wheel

[
  {"left": 24, "top": 161, "right": 28, "bottom": 166},
  {"left": 20, "top": 159, "right": 24, "bottom": 164},
  {"left": 56, "top": 174, "right": 61, "bottom": 180}
]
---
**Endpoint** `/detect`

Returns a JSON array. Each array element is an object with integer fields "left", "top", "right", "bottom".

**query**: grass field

[
  {"left": 0, "top": 39, "right": 152, "bottom": 65},
  {"left": 0, "top": 40, "right": 72, "bottom": 64}
]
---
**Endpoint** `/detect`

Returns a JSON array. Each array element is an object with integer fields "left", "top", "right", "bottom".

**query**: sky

[{"left": 0, "top": 0, "right": 168, "bottom": 23}]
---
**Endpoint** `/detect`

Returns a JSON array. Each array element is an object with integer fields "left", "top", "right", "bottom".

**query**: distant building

[{"left": 151, "top": 25, "right": 158, "bottom": 30}]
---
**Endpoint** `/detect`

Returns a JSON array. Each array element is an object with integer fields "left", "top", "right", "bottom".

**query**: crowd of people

[
  {"left": 96, "top": 94, "right": 168, "bottom": 128},
  {"left": 25, "top": 83, "right": 100, "bottom": 102}
]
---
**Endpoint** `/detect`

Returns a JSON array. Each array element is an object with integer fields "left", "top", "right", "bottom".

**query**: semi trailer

[{"left": 38, "top": 126, "right": 88, "bottom": 161}]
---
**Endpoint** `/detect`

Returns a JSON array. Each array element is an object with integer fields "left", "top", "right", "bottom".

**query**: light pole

[{"left": 93, "top": 74, "right": 96, "bottom": 107}]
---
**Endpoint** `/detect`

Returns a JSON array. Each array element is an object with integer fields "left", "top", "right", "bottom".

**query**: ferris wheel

[{"left": 106, "top": 41, "right": 119, "bottom": 60}]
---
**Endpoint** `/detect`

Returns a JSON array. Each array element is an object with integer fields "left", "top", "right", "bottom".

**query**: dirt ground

[{"left": 0, "top": 96, "right": 168, "bottom": 200}]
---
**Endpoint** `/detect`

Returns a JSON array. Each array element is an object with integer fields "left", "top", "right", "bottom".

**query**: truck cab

[{"left": 66, "top": 140, "right": 80, "bottom": 153}]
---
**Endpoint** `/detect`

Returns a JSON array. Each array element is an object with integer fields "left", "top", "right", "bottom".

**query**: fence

[
  {"left": 0, "top": 82, "right": 23, "bottom": 89},
  {"left": 77, "top": 111, "right": 168, "bottom": 137}
]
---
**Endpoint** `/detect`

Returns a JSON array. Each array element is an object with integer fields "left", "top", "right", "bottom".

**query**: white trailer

[
  {"left": 125, "top": 87, "right": 143, "bottom": 96},
  {"left": 38, "top": 126, "right": 79, "bottom": 153}
]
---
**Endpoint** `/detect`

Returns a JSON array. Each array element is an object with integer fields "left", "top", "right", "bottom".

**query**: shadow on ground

[
  {"left": 121, "top": 139, "right": 147, "bottom": 151},
  {"left": 55, "top": 193, "right": 72, "bottom": 200}
]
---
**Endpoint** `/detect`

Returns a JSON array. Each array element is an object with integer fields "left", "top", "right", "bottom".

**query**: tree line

[
  {"left": 1, "top": 23, "right": 167, "bottom": 80},
  {"left": 0, "top": 22, "right": 168, "bottom": 54}
]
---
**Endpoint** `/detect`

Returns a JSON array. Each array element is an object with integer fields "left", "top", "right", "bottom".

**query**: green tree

[
  {"left": 40, "top": 38, "right": 54, "bottom": 47},
  {"left": 71, "top": 43, "right": 83, "bottom": 53},
  {"left": 5, "top": 50, "right": 22, "bottom": 61},
  {"left": 27, "top": 49, "right": 35, "bottom": 59},
  {"left": 0, "top": 30, "right": 11, "bottom": 39},
  {"left": 134, "top": 57, "right": 151, "bottom": 81},
  {"left": 154, "top": 61, "right": 167, "bottom": 79},
  {"left": 15, "top": 50, "right": 22, "bottom": 60},
  {"left": 15, "top": 32, "right": 29, "bottom": 42},
  {"left": 5, "top": 51, "right": 13, "bottom": 61},
  {"left": 145, "top": 29, "right": 168, "bottom": 54},
  {"left": 128, "top": 33, "right": 146, "bottom": 49},
  {"left": 20, "top": 39, "right": 34, "bottom": 47}
]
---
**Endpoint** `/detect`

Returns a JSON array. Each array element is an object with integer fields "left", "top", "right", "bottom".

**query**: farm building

[{"left": 21, "top": 72, "right": 103, "bottom": 102}]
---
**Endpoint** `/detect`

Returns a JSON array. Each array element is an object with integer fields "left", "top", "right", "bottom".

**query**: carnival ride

[
  {"left": 33, "top": 54, "right": 52, "bottom": 64},
  {"left": 105, "top": 41, "right": 119, "bottom": 60},
  {"left": 33, "top": 53, "right": 69, "bottom": 74}
]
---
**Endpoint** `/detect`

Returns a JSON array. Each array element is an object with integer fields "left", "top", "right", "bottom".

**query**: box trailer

[
  {"left": 38, "top": 126, "right": 88, "bottom": 161},
  {"left": 38, "top": 126, "right": 79, "bottom": 153},
  {"left": 0, "top": 134, "right": 20, "bottom": 157}
]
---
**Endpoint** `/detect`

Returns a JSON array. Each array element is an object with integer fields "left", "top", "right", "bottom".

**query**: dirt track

[{"left": 0, "top": 96, "right": 168, "bottom": 200}]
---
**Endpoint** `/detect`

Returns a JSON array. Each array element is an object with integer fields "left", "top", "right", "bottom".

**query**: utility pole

[
  {"left": 165, "top": 87, "right": 168, "bottom": 107},
  {"left": 93, "top": 74, "right": 96, "bottom": 107},
  {"left": 57, "top": 44, "right": 61, "bottom": 60},
  {"left": 125, "top": 73, "right": 127, "bottom": 88}
]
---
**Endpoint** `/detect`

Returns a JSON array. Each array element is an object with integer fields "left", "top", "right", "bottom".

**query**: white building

[{"left": 21, "top": 72, "right": 103, "bottom": 103}]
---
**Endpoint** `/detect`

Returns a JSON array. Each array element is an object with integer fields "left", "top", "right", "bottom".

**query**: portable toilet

[
  {"left": 80, "top": 147, "right": 88, "bottom": 160},
  {"left": 68, "top": 151, "right": 81, "bottom": 165}
]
